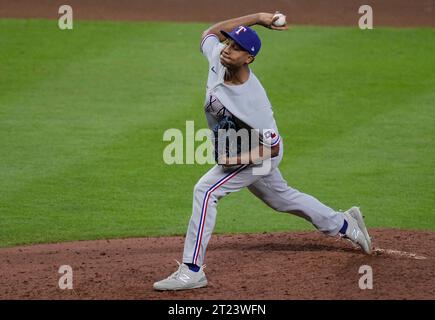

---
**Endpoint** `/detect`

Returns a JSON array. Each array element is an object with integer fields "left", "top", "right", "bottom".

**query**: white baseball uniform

[{"left": 182, "top": 34, "right": 345, "bottom": 266}]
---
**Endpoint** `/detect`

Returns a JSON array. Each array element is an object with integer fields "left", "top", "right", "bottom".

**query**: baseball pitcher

[{"left": 154, "top": 12, "right": 372, "bottom": 291}]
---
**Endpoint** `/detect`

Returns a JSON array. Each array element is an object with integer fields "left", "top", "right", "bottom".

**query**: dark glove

[{"left": 212, "top": 115, "right": 242, "bottom": 164}]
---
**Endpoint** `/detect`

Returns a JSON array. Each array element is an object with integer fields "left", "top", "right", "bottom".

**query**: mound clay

[{"left": 1, "top": 229, "right": 434, "bottom": 299}]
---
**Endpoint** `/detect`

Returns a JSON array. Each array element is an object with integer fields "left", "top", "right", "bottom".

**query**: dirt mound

[
  {"left": 1, "top": 229, "right": 434, "bottom": 299},
  {"left": 0, "top": 0, "right": 434, "bottom": 27}
]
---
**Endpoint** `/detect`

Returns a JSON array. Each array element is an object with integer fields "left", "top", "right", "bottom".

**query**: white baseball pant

[{"left": 183, "top": 143, "right": 345, "bottom": 266}]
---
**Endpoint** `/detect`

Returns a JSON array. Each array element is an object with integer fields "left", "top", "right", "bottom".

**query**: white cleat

[
  {"left": 343, "top": 207, "right": 372, "bottom": 254},
  {"left": 346, "top": 206, "right": 372, "bottom": 250},
  {"left": 153, "top": 261, "right": 208, "bottom": 291}
]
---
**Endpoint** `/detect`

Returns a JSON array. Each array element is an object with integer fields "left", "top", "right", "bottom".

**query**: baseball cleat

[
  {"left": 343, "top": 209, "right": 372, "bottom": 254},
  {"left": 153, "top": 261, "right": 207, "bottom": 291},
  {"left": 345, "top": 206, "right": 372, "bottom": 251}
]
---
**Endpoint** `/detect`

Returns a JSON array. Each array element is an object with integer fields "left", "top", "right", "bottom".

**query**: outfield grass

[{"left": 0, "top": 19, "right": 434, "bottom": 247}]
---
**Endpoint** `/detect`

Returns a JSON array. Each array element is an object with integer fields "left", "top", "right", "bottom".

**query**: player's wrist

[
  {"left": 257, "top": 13, "right": 267, "bottom": 26},
  {"left": 257, "top": 12, "right": 275, "bottom": 27}
]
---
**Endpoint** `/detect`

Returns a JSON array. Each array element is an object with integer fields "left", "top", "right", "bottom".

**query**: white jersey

[
  {"left": 204, "top": 93, "right": 233, "bottom": 119},
  {"left": 200, "top": 34, "right": 281, "bottom": 148}
]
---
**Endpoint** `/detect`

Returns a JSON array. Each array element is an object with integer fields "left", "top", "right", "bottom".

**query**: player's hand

[{"left": 258, "top": 12, "right": 288, "bottom": 30}]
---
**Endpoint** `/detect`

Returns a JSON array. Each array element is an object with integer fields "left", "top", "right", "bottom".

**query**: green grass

[{"left": 0, "top": 19, "right": 434, "bottom": 247}]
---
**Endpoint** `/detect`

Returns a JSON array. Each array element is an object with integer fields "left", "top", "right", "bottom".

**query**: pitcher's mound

[{"left": 1, "top": 229, "right": 434, "bottom": 299}]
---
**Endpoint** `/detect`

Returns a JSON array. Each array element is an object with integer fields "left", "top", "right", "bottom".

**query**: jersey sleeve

[
  {"left": 200, "top": 34, "right": 220, "bottom": 61},
  {"left": 260, "top": 129, "right": 280, "bottom": 147}
]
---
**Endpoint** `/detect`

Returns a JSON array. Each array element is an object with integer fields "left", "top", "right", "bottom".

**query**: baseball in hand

[{"left": 272, "top": 13, "right": 286, "bottom": 27}]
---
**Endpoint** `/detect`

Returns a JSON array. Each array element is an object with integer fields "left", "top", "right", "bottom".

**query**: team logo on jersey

[
  {"left": 263, "top": 129, "right": 276, "bottom": 139},
  {"left": 263, "top": 129, "right": 278, "bottom": 145}
]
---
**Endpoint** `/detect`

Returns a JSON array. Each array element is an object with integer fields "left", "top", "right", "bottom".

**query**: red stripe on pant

[{"left": 193, "top": 165, "right": 248, "bottom": 265}]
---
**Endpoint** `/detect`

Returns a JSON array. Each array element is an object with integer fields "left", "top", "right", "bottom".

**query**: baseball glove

[{"left": 212, "top": 115, "right": 242, "bottom": 164}]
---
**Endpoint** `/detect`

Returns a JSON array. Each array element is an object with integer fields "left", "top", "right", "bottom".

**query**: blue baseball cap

[{"left": 220, "top": 25, "right": 261, "bottom": 56}]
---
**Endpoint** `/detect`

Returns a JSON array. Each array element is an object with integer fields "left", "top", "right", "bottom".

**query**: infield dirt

[{"left": 1, "top": 229, "right": 434, "bottom": 299}]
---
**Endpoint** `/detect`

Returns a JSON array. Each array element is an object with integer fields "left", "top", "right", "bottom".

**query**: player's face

[{"left": 220, "top": 39, "right": 254, "bottom": 68}]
